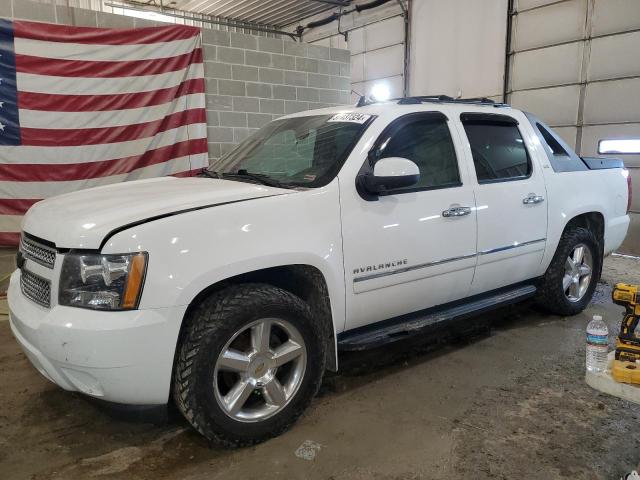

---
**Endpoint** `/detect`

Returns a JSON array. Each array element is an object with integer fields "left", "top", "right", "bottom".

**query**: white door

[
  {"left": 454, "top": 111, "right": 548, "bottom": 295},
  {"left": 340, "top": 111, "right": 478, "bottom": 330}
]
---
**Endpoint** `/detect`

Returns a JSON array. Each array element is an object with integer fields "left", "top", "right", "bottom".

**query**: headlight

[{"left": 59, "top": 252, "right": 148, "bottom": 310}]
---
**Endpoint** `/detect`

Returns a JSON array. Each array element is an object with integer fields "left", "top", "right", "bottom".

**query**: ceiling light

[{"left": 370, "top": 83, "right": 391, "bottom": 102}]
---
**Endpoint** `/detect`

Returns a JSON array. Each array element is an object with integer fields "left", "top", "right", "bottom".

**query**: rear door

[{"left": 455, "top": 112, "right": 548, "bottom": 295}]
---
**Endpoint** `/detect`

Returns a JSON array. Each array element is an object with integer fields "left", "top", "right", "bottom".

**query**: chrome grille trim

[
  {"left": 20, "top": 269, "right": 51, "bottom": 308},
  {"left": 20, "top": 235, "right": 56, "bottom": 269}
]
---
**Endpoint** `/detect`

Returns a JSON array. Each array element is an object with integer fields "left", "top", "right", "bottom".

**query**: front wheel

[
  {"left": 173, "top": 284, "right": 325, "bottom": 447},
  {"left": 537, "top": 226, "right": 602, "bottom": 316}
]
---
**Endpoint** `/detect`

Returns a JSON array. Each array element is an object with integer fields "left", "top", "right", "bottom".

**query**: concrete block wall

[
  {"left": 202, "top": 31, "right": 352, "bottom": 162},
  {"left": 3, "top": 0, "right": 353, "bottom": 165}
]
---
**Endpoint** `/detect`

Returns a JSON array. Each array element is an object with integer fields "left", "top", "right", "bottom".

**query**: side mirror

[{"left": 362, "top": 157, "right": 420, "bottom": 194}]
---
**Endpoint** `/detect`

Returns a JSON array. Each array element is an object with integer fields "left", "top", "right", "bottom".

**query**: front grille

[
  {"left": 20, "top": 235, "right": 56, "bottom": 269},
  {"left": 20, "top": 269, "right": 51, "bottom": 308}
]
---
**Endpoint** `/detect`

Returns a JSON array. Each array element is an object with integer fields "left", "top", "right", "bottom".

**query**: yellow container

[{"left": 611, "top": 359, "right": 640, "bottom": 385}]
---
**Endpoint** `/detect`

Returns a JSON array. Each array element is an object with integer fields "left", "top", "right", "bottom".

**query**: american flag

[{"left": 0, "top": 19, "right": 208, "bottom": 246}]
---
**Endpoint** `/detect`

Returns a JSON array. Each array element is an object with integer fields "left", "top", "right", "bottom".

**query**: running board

[{"left": 338, "top": 284, "right": 537, "bottom": 351}]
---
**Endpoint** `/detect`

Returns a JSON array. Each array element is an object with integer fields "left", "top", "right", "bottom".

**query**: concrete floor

[{"left": 2, "top": 254, "right": 640, "bottom": 479}]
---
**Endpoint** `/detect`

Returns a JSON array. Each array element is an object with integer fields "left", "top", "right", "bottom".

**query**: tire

[
  {"left": 173, "top": 283, "right": 325, "bottom": 447},
  {"left": 537, "top": 226, "right": 602, "bottom": 316}
]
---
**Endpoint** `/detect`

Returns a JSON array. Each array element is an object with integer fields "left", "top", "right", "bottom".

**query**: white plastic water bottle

[{"left": 586, "top": 315, "right": 609, "bottom": 373}]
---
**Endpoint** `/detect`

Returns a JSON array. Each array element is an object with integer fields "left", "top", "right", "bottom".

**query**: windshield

[{"left": 208, "top": 113, "right": 373, "bottom": 188}]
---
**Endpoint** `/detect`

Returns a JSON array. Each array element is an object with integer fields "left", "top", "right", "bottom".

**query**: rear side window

[
  {"left": 376, "top": 114, "right": 461, "bottom": 192},
  {"left": 523, "top": 112, "right": 587, "bottom": 173},
  {"left": 461, "top": 115, "right": 531, "bottom": 183}
]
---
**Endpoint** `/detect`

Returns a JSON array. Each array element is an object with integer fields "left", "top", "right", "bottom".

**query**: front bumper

[{"left": 8, "top": 270, "right": 187, "bottom": 405}]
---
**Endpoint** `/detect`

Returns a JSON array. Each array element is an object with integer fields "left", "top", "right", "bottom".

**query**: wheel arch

[
  {"left": 537, "top": 213, "right": 604, "bottom": 316},
  {"left": 542, "top": 210, "right": 605, "bottom": 277},
  {"left": 174, "top": 264, "right": 338, "bottom": 374},
  {"left": 562, "top": 211, "right": 605, "bottom": 246}
]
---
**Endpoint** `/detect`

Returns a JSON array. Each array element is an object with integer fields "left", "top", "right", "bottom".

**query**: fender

[{"left": 102, "top": 181, "right": 347, "bottom": 336}]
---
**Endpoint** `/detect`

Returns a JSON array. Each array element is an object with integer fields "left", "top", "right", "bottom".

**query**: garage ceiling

[{"left": 166, "top": 0, "right": 344, "bottom": 27}]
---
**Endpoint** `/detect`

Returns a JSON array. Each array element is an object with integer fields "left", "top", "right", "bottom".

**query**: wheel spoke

[
  {"left": 251, "top": 320, "right": 272, "bottom": 354},
  {"left": 262, "top": 378, "right": 287, "bottom": 407},
  {"left": 565, "top": 257, "right": 575, "bottom": 272},
  {"left": 579, "top": 264, "right": 592, "bottom": 277},
  {"left": 223, "top": 380, "right": 254, "bottom": 415},
  {"left": 562, "top": 274, "right": 573, "bottom": 291},
  {"left": 569, "top": 281, "right": 580, "bottom": 298},
  {"left": 271, "top": 340, "right": 303, "bottom": 367},
  {"left": 573, "top": 246, "right": 585, "bottom": 265},
  {"left": 218, "top": 348, "right": 251, "bottom": 373}
]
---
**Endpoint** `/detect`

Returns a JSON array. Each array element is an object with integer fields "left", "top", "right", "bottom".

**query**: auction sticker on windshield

[{"left": 327, "top": 113, "right": 371, "bottom": 124}]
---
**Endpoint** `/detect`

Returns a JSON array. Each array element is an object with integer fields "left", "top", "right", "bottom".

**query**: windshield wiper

[
  {"left": 223, "top": 170, "right": 290, "bottom": 189},
  {"left": 197, "top": 169, "right": 223, "bottom": 179}
]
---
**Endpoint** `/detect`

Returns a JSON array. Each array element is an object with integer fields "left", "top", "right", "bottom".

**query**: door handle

[
  {"left": 442, "top": 205, "right": 472, "bottom": 218},
  {"left": 523, "top": 194, "right": 544, "bottom": 205}
]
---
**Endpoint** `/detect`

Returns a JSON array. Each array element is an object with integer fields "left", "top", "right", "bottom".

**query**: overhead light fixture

[
  {"left": 121, "top": 7, "right": 174, "bottom": 23},
  {"left": 370, "top": 82, "right": 391, "bottom": 102}
]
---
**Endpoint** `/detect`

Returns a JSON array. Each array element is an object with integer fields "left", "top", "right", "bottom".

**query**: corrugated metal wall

[
  {"left": 507, "top": 0, "right": 640, "bottom": 253},
  {"left": 410, "top": 0, "right": 508, "bottom": 100},
  {"left": 287, "top": 1, "right": 407, "bottom": 101},
  {"left": 295, "top": 0, "right": 509, "bottom": 105}
]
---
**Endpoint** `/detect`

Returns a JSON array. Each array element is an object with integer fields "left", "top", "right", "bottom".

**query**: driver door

[{"left": 339, "top": 111, "right": 478, "bottom": 330}]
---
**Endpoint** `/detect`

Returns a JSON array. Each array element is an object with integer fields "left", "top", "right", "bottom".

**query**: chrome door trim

[
  {"left": 352, "top": 238, "right": 546, "bottom": 284},
  {"left": 478, "top": 238, "right": 546, "bottom": 256},
  {"left": 353, "top": 253, "right": 477, "bottom": 283}
]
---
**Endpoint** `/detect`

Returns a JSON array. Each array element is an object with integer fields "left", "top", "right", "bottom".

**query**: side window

[
  {"left": 461, "top": 117, "right": 532, "bottom": 183},
  {"left": 377, "top": 116, "right": 461, "bottom": 192}
]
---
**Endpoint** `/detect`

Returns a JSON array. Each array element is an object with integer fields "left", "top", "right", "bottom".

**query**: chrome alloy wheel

[
  {"left": 563, "top": 243, "right": 593, "bottom": 302},
  {"left": 213, "top": 318, "right": 307, "bottom": 422}
]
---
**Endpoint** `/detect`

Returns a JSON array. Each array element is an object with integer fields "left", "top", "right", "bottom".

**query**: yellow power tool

[{"left": 612, "top": 283, "right": 640, "bottom": 384}]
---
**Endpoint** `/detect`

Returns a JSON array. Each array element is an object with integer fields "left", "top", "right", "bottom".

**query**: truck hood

[{"left": 22, "top": 177, "right": 292, "bottom": 249}]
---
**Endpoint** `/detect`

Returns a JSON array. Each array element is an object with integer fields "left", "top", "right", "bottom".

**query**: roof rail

[{"left": 396, "top": 95, "right": 510, "bottom": 107}]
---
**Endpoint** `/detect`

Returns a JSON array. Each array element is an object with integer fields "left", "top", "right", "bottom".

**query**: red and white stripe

[{"left": 0, "top": 21, "right": 208, "bottom": 246}]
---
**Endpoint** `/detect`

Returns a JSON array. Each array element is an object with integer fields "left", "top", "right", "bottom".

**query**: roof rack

[
  {"left": 355, "top": 94, "right": 509, "bottom": 108},
  {"left": 396, "top": 95, "right": 510, "bottom": 107}
]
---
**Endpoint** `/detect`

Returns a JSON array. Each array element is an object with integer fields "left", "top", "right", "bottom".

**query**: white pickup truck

[{"left": 9, "top": 97, "right": 631, "bottom": 446}]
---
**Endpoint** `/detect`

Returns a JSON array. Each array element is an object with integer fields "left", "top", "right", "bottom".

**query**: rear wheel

[
  {"left": 537, "top": 226, "right": 601, "bottom": 316},
  {"left": 173, "top": 284, "right": 325, "bottom": 447}
]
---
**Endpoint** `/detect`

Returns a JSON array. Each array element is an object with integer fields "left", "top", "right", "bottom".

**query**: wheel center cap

[{"left": 248, "top": 355, "right": 272, "bottom": 380}]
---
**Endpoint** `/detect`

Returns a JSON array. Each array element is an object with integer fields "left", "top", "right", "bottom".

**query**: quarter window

[
  {"left": 537, "top": 123, "right": 569, "bottom": 157},
  {"left": 462, "top": 117, "right": 532, "bottom": 183},
  {"left": 376, "top": 115, "right": 461, "bottom": 192}
]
